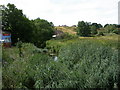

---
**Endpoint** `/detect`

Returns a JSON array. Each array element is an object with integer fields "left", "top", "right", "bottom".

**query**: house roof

[{"left": 54, "top": 30, "right": 64, "bottom": 35}]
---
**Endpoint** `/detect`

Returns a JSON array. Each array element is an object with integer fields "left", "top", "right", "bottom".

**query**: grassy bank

[{"left": 46, "top": 35, "right": 119, "bottom": 55}]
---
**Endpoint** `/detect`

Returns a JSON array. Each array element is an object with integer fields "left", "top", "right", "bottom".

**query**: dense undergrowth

[
  {"left": 46, "top": 35, "right": 119, "bottom": 55},
  {"left": 2, "top": 35, "right": 120, "bottom": 88}
]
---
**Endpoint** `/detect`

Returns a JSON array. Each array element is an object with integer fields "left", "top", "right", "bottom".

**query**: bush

[
  {"left": 3, "top": 59, "right": 29, "bottom": 88},
  {"left": 113, "top": 29, "right": 120, "bottom": 34},
  {"left": 2, "top": 47, "right": 19, "bottom": 65},
  {"left": 2, "top": 52, "right": 52, "bottom": 88},
  {"left": 97, "top": 32, "right": 104, "bottom": 36},
  {"left": 46, "top": 41, "right": 62, "bottom": 55}
]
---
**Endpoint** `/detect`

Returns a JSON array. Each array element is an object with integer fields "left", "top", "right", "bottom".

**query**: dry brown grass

[{"left": 55, "top": 26, "right": 77, "bottom": 35}]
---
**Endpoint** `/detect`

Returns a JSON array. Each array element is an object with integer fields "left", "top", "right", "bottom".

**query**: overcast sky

[{"left": 0, "top": 0, "right": 119, "bottom": 26}]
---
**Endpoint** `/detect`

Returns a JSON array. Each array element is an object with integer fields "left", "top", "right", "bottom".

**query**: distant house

[
  {"left": 52, "top": 30, "right": 64, "bottom": 38},
  {"left": 0, "top": 31, "right": 11, "bottom": 47}
]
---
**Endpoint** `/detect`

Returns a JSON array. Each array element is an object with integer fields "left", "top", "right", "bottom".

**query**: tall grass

[
  {"left": 58, "top": 40, "right": 119, "bottom": 88},
  {"left": 2, "top": 35, "right": 119, "bottom": 88}
]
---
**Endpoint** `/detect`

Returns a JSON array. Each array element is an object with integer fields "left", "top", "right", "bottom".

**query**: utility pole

[
  {"left": 0, "top": 5, "right": 2, "bottom": 90},
  {"left": 118, "top": 1, "right": 120, "bottom": 24}
]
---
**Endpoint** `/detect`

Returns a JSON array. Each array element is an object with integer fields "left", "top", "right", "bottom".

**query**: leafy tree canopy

[
  {"left": 2, "top": 3, "right": 34, "bottom": 44},
  {"left": 90, "top": 25, "right": 98, "bottom": 35},
  {"left": 104, "top": 24, "right": 117, "bottom": 33},
  {"left": 91, "top": 23, "right": 103, "bottom": 29},
  {"left": 77, "top": 21, "right": 91, "bottom": 37},
  {"left": 32, "top": 18, "right": 54, "bottom": 48}
]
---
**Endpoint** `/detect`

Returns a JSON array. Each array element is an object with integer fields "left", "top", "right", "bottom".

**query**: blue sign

[{"left": 2, "top": 35, "right": 11, "bottom": 43}]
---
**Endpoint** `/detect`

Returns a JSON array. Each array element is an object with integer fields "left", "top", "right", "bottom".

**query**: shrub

[
  {"left": 2, "top": 47, "right": 19, "bottom": 65},
  {"left": 2, "top": 52, "right": 52, "bottom": 89},
  {"left": 46, "top": 40, "right": 64, "bottom": 55},
  {"left": 2, "top": 59, "right": 29, "bottom": 88},
  {"left": 112, "top": 29, "right": 120, "bottom": 34},
  {"left": 104, "top": 25, "right": 116, "bottom": 33},
  {"left": 97, "top": 32, "right": 104, "bottom": 36},
  {"left": 17, "top": 42, "right": 38, "bottom": 55}
]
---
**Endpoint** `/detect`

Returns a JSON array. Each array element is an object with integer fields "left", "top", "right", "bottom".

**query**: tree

[
  {"left": 77, "top": 21, "right": 91, "bottom": 37},
  {"left": 104, "top": 24, "right": 116, "bottom": 33},
  {"left": 32, "top": 18, "right": 54, "bottom": 48},
  {"left": 104, "top": 24, "right": 109, "bottom": 28},
  {"left": 98, "top": 24, "right": 103, "bottom": 28},
  {"left": 2, "top": 3, "right": 34, "bottom": 45},
  {"left": 117, "top": 24, "right": 120, "bottom": 28},
  {"left": 92, "top": 23, "right": 103, "bottom": 29},
  {"left": 90, "top": 25, "right": 98, "bottom": 35}
]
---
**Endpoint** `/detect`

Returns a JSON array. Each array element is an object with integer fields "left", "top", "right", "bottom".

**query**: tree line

[
  {"left": 1, "top": 3, "right": 119, "bottom": 48},
  {"left": 77, "top": 21, "right": 119, "bottom": 37},
  {"left": 1, "top": 3, "right": 54, "bottom": 48}
]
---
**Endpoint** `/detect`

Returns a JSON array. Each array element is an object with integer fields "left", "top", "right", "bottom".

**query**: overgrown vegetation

[
  {"left": 1, "top": 3, "right": 120, "bottom": 89},
  {"left": 58, "top": 41, "right": 119, "bottom": 88},
  {"left": 2, "top": 35, "right": 120, "bottom": 88}
]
